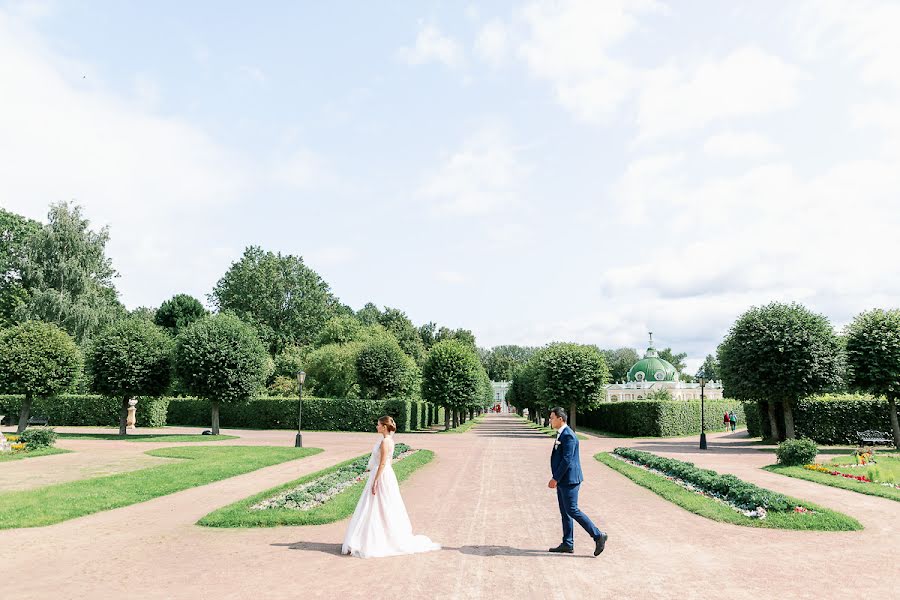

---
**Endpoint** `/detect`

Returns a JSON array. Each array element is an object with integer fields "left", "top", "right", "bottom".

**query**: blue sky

[{"left": 2, "top": 0, "right": 899, "bottom": 371}]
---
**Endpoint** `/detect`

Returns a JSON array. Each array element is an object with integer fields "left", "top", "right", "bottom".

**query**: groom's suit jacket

[{"left": 551, "top": 426, "right": 584, "bottom": 486}]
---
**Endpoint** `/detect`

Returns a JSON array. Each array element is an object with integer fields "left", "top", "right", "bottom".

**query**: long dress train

[{"left": 341, "top": 436, "right": 441, "bottom": 558}]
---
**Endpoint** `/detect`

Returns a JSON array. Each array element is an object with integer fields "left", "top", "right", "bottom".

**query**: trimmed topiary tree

[
  {"left": 537, "top": 343, "right": 609, "bottom": 429},
  {"left": 356, "top": 337, "right": 419, "bottom": 400},
  {"left": 305, "top": 342, "right": 362, "bottom": 398},
  {"left": 154, "top": 293, "right": 208, "bottom": 336},
  {"left": 174, "top": 313, "right": 268, "bottom": 435},
  {"left": 718, "top": 302, "right": 843, "bottom": 441},
  {"left": 845, "top": 308, "right": 900, "bottom": 447},
  {"left": 87, "top": 318, "right": 173, "bottom": 435},
  {"left": 0, "top": 321, "right": 82, "bottom": 433},
  {"left": 422, "top": 339, "right": 484, "bottom": 429}
]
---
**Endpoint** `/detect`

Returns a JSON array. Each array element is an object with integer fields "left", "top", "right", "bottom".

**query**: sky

[{"left": 2, "top": 0, "right": 900, "bottom": 372}]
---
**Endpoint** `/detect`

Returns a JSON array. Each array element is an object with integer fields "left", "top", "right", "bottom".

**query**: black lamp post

[
  {"left": 295, "top": 371, "right": 306, "bottom": 448},
  {"left": 698, "top": 369, "right": 707, "bottom": 450}
]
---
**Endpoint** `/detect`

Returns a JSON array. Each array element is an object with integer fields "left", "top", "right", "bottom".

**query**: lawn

[
  {"left": 0, "top": 445, "right": 321, "bottom": 529},
  {"left": 0, "top": 447, "right": 71, "bottom": 462},
  {"left": 56, "top": 433, "right": 238, "bottom": 442},
  {"left": 198, "top": 448, "right": 434, "bottom": 527},
  {"left": 596, "top": 452, "right": 861, "bottom": 531},
  {"left": 765, "top": 453, "right": 900, "bottom": 502},
  {"left": 439, "top": 415, "right": 485, "bottom": 434}
]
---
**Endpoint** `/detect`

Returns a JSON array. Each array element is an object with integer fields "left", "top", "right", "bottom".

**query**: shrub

[
  {"left": 305, "top": 342, "right": 361, "bottom": 398},
  {"left": 581, "top": 400, "right": 745, "bottom": 436},
  {"left": 356, "top": 338, "right": 419, "bottom": 400},
  {"left": 747, "top": 394, "right": 892, "bottom": 444},
  {"left": 776, "top": 438, "right": 819, "bottom": 466},
  {"left": 0, "top": 394, "right": 169, "bottom": 428},
  {"left": 19, "top": 427, "right": 57, "bottom": 450}
]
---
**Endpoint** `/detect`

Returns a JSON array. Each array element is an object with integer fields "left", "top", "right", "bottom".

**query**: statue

[{"left": 126, "top": 398, "right": 138, "bottom": 431}]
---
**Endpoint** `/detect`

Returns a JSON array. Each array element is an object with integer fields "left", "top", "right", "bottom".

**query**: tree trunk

[
  {"left": 444, "top": 408, "right": 450, "bottom": 431},
  {"left": 119, "top": 396, "right": 129, "bottom": 436},
  {"left": 782, "top": 400, "right": 796, "bottom": 439},
  {"left": 16, "top": 394, "right": 33, "bottom": 434},
  {"left": 889, "top": 396, "right": 900, "bottom": 448},
  {"left": 569, "top": 402, "right": 577, "bottom": 430},
  {"left": 211, "top": 401, "right": 220, "bottom": 435},
  {"left": 469, "top": 408, "right": 474, "bottom": 420},
  {"left": 767, "top": 400, "right": 781, "bottom": 442},
  {"left": 452, "top": 410, "right": 459, "bottom": 429}
]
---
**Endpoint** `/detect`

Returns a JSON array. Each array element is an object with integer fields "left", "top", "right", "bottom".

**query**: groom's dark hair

[{"left": 550, "top": 407, "right": 567, "bottom": 422}]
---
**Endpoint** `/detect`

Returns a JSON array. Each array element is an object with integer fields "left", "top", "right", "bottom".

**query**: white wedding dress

[{"left": 341, "top": 436, "right": 441, "bottom": 558}]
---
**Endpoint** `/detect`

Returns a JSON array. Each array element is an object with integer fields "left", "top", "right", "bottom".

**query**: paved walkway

[{"left": 2, "top": 415, "right": 897, "bottom": 599}]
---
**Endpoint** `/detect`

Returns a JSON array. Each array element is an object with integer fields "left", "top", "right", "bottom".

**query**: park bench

[
  {"left": 26, "top": 415, "right": 50, "bottom": 427},
  {"left": 857, "top": 430, "right": 893, "bottom": 446}
]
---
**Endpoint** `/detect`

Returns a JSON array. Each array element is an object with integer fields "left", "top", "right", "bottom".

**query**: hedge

[
  {"left": 745, "top": 395, "right": 892, "bottom": 444},
  {"left": 0, "top": 395, "right": 169, "bottom": 428},
  {"left": 580, "top": 400, "right": 746, "bottom": 437}
]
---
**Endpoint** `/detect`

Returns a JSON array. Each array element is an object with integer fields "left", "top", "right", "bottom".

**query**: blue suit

[{"left": 551, "top": 425, "right": 601, "bottom": 547}]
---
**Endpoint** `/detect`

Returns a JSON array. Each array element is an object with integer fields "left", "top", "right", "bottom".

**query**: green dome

[{"left": 626, "top": 338, "right": 679, "bottom": 383}]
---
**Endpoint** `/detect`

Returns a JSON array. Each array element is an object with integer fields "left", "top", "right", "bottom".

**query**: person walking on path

[
  {"left": 547, "top": 407, "right": 608, "bottom": 557},
  {"left": 723, "top": 410, "right": 730, "bottom": 431},
  {"left": 729, "top": 410, "right": 737, "bottom": 432}
]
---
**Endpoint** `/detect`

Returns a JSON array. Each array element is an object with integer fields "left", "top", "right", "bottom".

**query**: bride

[{"left": 341, "top": 415, "right": 441, "bottom": 558}]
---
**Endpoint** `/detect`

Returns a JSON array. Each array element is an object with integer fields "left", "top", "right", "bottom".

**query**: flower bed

[
  {"left": 613, "top": 447, "right": 800, "bottom": 518},
  {"left": 251, "top": 443, "right": 415, "bottom": 511},
  {"left": 802, "top": 462, "right": 899, "bottom": 489}
]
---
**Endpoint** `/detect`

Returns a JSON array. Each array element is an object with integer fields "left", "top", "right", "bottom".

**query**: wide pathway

[{"left": 2, "top": 415, "right": 898, "bottom": 599}]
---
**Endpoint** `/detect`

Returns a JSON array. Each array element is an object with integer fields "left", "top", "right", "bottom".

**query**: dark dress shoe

[
  {"left": 593, "top": 532, "right": 608, "bottom": 556},
  {"left": 548, "top": 544, "right": 574, "bottom": 553}
]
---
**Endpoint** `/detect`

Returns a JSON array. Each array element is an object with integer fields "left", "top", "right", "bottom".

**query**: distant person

[
  {"left": 729, "top": 410, "right": 737, "bottom": 432},
  {"left": 723, "top": 410, "right": 730, "bottom": 431}
]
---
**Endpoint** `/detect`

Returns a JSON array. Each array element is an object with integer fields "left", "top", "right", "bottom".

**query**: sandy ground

[{"left": 1, "top": 414, "right": 897, "bottom": 600}]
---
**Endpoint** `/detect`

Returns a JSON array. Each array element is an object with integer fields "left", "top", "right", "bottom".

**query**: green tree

[
  {"left": 174, "top": 314, "right": 268, "bottom": 434},
  {"left": 355, "top": 337, "right": 420, "bottom": 400},
  {"left": 845, "top": 308, "right": 900, "bottom": 447},
  {"left": 376, "top": 307, "right": 426, "bottom": 364},
  {"left": 210, "top": 246, "right": 341, "bottom": 354},
  {"left": 482, "top": 345, "right": 538, "bottom": 381},
  {"left": 0, "top": 209, "right": 41, "bottom": 328},
  {"left": 304, "top": 342, "right": 362, "bottom": 398},
  {"left": 698, "top": 354, "right": 720, "bottom": 381},
  {"left": 422, "top": 339, "right": 485, "bottom": 429},
  {"left": 601, "top": 347, "right": 640, "bottom": 383},
  {"left": 658, "top": 347, "right": 688, "bottom": 372},
  {"left": 0, "top": 321, "right": 82, "bottom": 433},
  {"left": 356, "top": 302, "right": 382, "bottom": 326},
  {"left": 718, "top": 302, "right": 843, "bottom": 441},
  {"left": 16, "top": 202, "right": 125, "bottom": 343},
  {"left": 154, "top": 294, "right": 207, "bottom": 336},
  {"left": 87, "top": 319, "right": 173, "bottom": 435},
  {"left": 537, "top": 343, "right": 609, "bottom": 429},
  {"left": 129, "top": 306, "right": 157, "bottom": 322},
  {"left": 315, "top": 315, "right": 367, "bottom": 347}
]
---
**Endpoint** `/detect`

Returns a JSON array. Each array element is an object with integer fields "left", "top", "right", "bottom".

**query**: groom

[{"left": 548, "top": 407, "right": 608, "bottom": 556}]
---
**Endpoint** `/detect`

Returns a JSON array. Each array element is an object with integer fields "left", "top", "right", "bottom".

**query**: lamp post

[
  {"left": 698, "top": 369, "right": 707, "bottom": 450},
  {"left": 295, "top": 371, "right": 306, "bottom": 448}
]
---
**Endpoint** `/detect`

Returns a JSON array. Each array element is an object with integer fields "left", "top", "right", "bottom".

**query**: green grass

[
  {"left": 518, "top": 417, "right": 588, "bottom": 440},
  {"left": 198, "top": 448, "right": 435, "bottom": 527},
  {"left": 0, "top": 445, "right": 321, "bottom": 529},
  {"left": 0, "top": 447, "right": 71, "bottom": 462},
  {"left": 595, "top": 452, "right": 861, "bottom": 531},
  {"left": 439, "top": 415, "right": 485, "bottom": 434},
  {"left": 765, "top": 455, "right": 900, "bottom": 502},
  {"left": 56, "top": 433, "right": 238, "bottom": 442}
]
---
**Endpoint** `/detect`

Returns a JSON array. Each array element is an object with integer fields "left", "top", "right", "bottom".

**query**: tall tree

[
  {"left": 376, "top": 307, "right": 426, "bottom": 364},
  {"left": 845, "top": 309, "right": 900, "bottom": 447},
  {"left": 210, "top": 246, "right": 342, "bottom": 354},
  {"left": 154, "top": 294, "right": 207, "bottom": 336},
  {"left": 600, "top": 347, "right": 640, "bottom": 383},
  {"left": 698, "top": 354, "right": 720, "bottom": 381},
  {"left": 657, "top": 347, "right": 688, "bottom": 372},
  {"left": 0, "top": 209, "right": 41, "bottom": 328},
  {"left": 422, "top": 339, "right": 485, "bottom": 429},
  {"left": 16, "top": 202, "right": 124, "bottom": 343},
  {"left": 718, "top": 302, "right": 843, "bottom": 440},
  {"left": 482, "top": 345, "right": 538, "bottom": 381},
  {"left": 538, "top": 343, "right": 609, "bottom": 429}
]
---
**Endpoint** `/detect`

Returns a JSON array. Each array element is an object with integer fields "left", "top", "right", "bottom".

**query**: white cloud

[
  {"left": 703, "top": 131, "right": 781, "bottom": 158},
  {"left": 398, "top": 24, "right": 463, "bottom": 68},
  {"left": 418, "top": 127, "right": 527, "bottom": 217},
  {"left": 475, "top": 20, "right": 510, "bottom": 67}
]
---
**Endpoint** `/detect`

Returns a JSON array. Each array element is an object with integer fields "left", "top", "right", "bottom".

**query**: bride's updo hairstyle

[{"left": 378, "top": 415, "right": 397, "bottom": 433}]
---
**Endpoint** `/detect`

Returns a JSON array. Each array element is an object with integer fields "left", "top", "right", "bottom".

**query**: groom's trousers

[{"left": 556, "top": 483, "right": 601, "bottom": 547}]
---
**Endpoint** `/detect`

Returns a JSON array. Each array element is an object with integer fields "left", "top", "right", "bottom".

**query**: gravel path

[{"left": 2, "top": 415, "right": 897, "bottom": 599}]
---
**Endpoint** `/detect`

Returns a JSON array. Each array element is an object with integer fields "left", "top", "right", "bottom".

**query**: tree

[
  {"left": 375, "top": 307, "right": 426, "bottom": 364},
  {"left": 718, "top": 302, "right": 843, "bottom": 440},
  {"left": 315, "top": 315, "right": 368, "bottom": 347},
  {"left": 601, "top": 347, "right": 640, "bottom": 383},
  {"left": 356, "top": 337, "right": 420, "bottom": 400},
  {"left": 845, "top": 309, "right": 900, "bottom": 447},
  {"left": 537, "top": 343, "right": 609, "bottom": 429},
  {"left": 657, "top": 347, "right": 688, "bottom": 373},
  {"left": 154, "top": 294, "right": 207, "bottom": 336},
  {"left": 16, "top": 202, "right": 125, "bottom": 343},
  {"left": 698, "top": 354, "right": 720, "bottom": 381},
  {"left": 422, "top": 339, "right": 485, "bottom": 429},
  {"left": 479, "top": 345, "right": 537, "bottom": 381},
  {"left": 0, "top": 321, "right": 82, "bottom": 433},
  {"left": 304, "top": 342, "right": 362, "bottom": 398},
  {"left": 210, "top": 246, "right": 342, "bottom": 354},
  {"left": 174, "top": 314, "right": 268, "bottom": 435},
  {"left": 87, "top": 319, "right": 173, "bottom": 435},
  {"left": 0, "top": 209, "right": 41, "bottom": 328},
  {"left": 129, "top": 306, "right": 157, "bottom": 322}
]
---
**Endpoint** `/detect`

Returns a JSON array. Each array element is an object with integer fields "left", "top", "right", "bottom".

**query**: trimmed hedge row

[
  {"left": 744, "top": 395, "right": 892, "bottom": 444},
  {"left": 614, "top": 447, "right": 791, "bottom": 511},
  {"left": 0, "top": 394, "right": 444, "bottom": 433},
  {"left": 0, "top": 394, "right": 169, "bottom": 428},
  {"left": 580, "top": 400, "right": 746, "bottom": 437}
]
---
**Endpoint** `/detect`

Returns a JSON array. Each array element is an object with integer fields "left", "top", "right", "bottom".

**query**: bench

[
  {"left": 26, "top": 415, "right": 50, "bottom": 427},
  {"left": 857, "top": 430, "right": 893, "bottom": 446}
]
